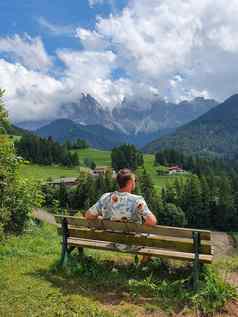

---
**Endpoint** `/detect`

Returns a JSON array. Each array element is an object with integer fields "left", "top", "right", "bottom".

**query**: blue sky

[
  {"left": 0, "top": 1, "right": 126, "bottom": 54},
  {"left": 0, "top": 0, "right": 238, "bottom": 123}
]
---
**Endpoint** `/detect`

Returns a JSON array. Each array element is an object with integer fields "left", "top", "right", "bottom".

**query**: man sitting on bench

[{"left": 85, "top": 168, "right": 157, "bottom": 263}]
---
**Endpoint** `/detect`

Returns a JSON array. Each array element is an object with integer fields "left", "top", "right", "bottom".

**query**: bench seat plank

[
  {"left": 55, "top": 215, "right": 211, "bottom": 240},
  {"left": 67, "top": 237, "right": 213, "bottom": 264},
  {"left": 64, "top": 226, "right": 211, "bottom": 254}
]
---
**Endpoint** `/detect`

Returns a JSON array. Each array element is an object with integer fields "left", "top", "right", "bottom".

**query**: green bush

[
  {"left": 84, "top": 157, "right": 96, "bottom": 169},
  {"left": 128, "top": 266, "right": 236, "bottom": 315},
  {"left": 193, "top": 267, "right": 237, "bottom": 314},
  {"left": 158, "top": 203, "right": 187, "bottom": 227},
  {"left": 0, "top": 90, "right": 43, "bottom": 238}
]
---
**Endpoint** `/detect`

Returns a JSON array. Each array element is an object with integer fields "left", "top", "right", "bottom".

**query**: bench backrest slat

[
  {"left": 58, "top": 226, "right": 211, "bottom": 254},
  {"left": 55, "top": 215, "right": 211, "bottom": 241}
]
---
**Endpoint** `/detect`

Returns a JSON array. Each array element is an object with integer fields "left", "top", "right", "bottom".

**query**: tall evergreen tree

[
  {"left": 139, "top": 169, "right": 159, "bottom": 214},
  {"left": 111, "top": 144, "right": 144, "bottom": 171},
  {"left": 181, "top": 176, "right": 202, "bottom": 227},
  {"left": 214, "top": 177, "right": 237, "bottom": 230},
  {"left": 58, "top": 183, "right": 69, "bottom": 208}
]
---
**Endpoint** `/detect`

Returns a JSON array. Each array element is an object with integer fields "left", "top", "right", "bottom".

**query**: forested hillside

[
  {"left": 36, "top": 119, "right": 128, "bottom": 150},
  {"left": 144, "top": 94, "right": 238, "bottom": 158},
  {"left": 15, "top": 134, "right": 79, "bottom": 166}
]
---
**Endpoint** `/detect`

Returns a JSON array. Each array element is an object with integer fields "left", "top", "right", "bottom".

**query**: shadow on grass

[{"left": 27, "top": 251, "right": 194, "bottom": 311}]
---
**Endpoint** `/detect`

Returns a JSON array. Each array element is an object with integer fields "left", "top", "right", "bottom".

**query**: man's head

[{"left": 117, "top": 168, "right": 136, "bottom": 193}]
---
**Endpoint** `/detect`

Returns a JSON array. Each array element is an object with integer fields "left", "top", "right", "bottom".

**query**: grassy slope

[
  {"left": 0, "top": 223, "right": 171, "bottom": 316},
  {"left": 19, "top": 164, "right": 89, "bottom": 180},
  {"left": 0, "top": 223, "right": 236, "bottom": 316},
  {"left": 19, "top": 148, "right": 189, "bottom": 190},
  {"left": 0, "top": 224, "right": 119, "bottom": 317},
  {"left": 75, "top": 148, "right": 112, "bottom": 166}
]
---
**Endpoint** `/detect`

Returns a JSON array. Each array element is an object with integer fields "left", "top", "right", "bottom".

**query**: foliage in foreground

[
  {"left": 0, "top": 90, "right": 43, "bottom": 239},
  {"left": 58, "top": 253, "right": 237, "bottom": 316}
]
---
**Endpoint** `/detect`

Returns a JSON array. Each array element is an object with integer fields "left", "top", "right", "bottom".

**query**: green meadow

[
  {"left": 74, "top": 148, "right": 112, "bottom": 166},
  {"left": 19, "top": 148, "right": 189, "bottom": 191},
  {"left": 19, "top": 163, "right": 85, "bottom": 181}
]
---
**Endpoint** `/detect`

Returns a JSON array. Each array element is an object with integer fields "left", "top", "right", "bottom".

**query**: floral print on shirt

[{"left": 88, "top": 191, "right": 152, "bottom": 224}]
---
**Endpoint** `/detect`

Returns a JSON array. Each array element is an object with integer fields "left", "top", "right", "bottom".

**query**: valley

[{"left": 19, "top": 147, "right": 188, "bottom": 191}]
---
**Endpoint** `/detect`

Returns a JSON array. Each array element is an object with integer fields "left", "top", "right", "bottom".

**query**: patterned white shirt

[{"left": 88, "top": 191, "right": 152, "bottom": 224}]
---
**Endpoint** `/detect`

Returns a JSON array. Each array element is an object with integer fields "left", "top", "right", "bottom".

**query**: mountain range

[
  {"left": 16, "top": 93, "right": 217, "bottom": 135},
  {"left": 144, "top": 94, "right": 238, "bottom": 159},
  {"left": 14, "top": 93, "right": 219, "bottom": 150}
]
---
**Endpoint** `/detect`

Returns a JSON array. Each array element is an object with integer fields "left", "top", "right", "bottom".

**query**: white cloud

[
  {"left": 82, "top": 0, "right": 238, "bottom": 101},
  {"left": 2, "top": 0, "right": 238, "bottom": 123},
  {"left": 57, "top": 49, "right": 130, "bottom": 107},
  {"left": 75, "top": 28, "right": 107, "bottom": 50},
  {"left": 88, "top": 0, "right": 112, "bottom": 7},
  {"left": 0, "top": 34, "right": 52, "bottom": 71},
  {"left": 0, "top": 59, "right": 63, "bottom": 122},
  {"left": 37, "top": 17, "right": 75, "bottom": 37}
]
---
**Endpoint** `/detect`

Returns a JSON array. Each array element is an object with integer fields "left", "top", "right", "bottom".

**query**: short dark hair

[{"left": 116, "top": 168, "right": 135, "bottom": 188}]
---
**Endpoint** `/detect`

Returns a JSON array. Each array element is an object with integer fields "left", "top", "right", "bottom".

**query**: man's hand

[
  {"left": 85, "top": 210, "right": 98, "bottom": 220},
  {"left": 144, "top": 213, "right": 157, "bottom": 226}
]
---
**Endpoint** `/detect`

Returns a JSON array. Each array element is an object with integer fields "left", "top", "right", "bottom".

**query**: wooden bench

[{"left": 55, "top": 214, "right": 214, "bottom": 291}]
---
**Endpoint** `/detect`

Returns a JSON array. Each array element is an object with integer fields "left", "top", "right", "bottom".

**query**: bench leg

[
  {"left": 192, "top": 232, "right": 201, "bottom": 292},
  {"left": 78, "top": 247, "right": 84, "bottom": 256},
  {"left": 134, "top": 254, "right": 139, "bottom": 266},
  {"left": 60, "top": 240, "right": 69, "bottom": 267},
  {"left": 59, "top": 218, "right": 69, "bottom": 267},
  {"left": 193, "top": 255, "right": 199, "bottom": 292}
]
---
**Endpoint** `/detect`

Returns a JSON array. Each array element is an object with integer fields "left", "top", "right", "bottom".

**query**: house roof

[
  {"left": 47, "top": 177, "right": 79, "bottom": 184},
  {"left": 94, "top": 166, "right": 111, "bottom": 170}
]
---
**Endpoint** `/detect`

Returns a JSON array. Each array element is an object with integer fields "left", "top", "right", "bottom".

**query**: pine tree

[
  {"left": 174, "top": 178, "right": 183, "bottom": 206},
  {"left": 139, "top": 169, "right": 159, "bottom": 214},
  {"left": 104, "top": 170, "right": 114, "bottom": 192},
  {"left": 200, "top": 176, "right": 212, "bottom": 228},
  {"left": 58, "top": 182, "right": 69, "bottom": 208},
  {"left": 95, "top": 174, "right": 106, "bottom": 200},
  {"left": 181, "top": 176, "right": 202, "bottom": 227},
  {"left": 83, "top": 175, "right": 96, "bottom": 209},
  {"left": 111, "top": 144, "right": 144, "bottom": 171},
  {"left": 214, "top": 177, "right": 236, "bottom": 230}
]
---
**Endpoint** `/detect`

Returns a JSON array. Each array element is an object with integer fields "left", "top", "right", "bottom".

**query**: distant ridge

[
  {"left": 6, "top": 124, "right": 32, "bottom": 137},
  {"left": 35, "top": 118, "right": 171, "bottom": 150},
  {"left": 35, "top": 119, "right": 127, "bottom": 150},
  {"left": 144, "top": 94, "right": 238, "bottom": 158}
]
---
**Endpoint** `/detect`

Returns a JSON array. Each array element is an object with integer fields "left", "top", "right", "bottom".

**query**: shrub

[
  {"left": 193, "top": 267, "right": 237, "bottom": 314},
  {"left": 128, "top": 266, "right": 236, "bottom": 315},
  {"left": 158, "top": 203, "right": 187, "bottom": 227},
  {"left": 84, "top": 157, "right": 96, "bottom": 169},
  {"left": 0, "top": 90, "right": 43, "bottom": 238}
]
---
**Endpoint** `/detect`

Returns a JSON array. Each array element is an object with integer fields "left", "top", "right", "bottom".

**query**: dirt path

[
  {"left": 212, "top": 231, "right": 235, "bottom": 258},
  {"left": 32, "top": 208, "right": 57, "bottom": 225}
]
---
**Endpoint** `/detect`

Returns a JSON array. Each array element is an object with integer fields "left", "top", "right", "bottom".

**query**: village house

[
  {"left": 90, "top": 166, "right": 116, "bottom": 177},
  {"left": 168, "top": 165, "right": 185, "bottom": 175},
  {"left": 47, "top": 177, "right": 80, "bottom": 188}
]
